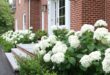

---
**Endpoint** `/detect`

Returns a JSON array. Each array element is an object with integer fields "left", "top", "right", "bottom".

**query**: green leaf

[
  {"left": 76, "top": 54, "right": 84, "bottom": 59},
  {"left": 87, "top": 44, "right": 95, "bottom": 51},
  {"left": 92, "top": 61, "right": 100, "bottom": 66},
  {"left": 79, "top": 65, "right": 87, "bottom": 71},
  {"left": 82, "top": 49, "right": 88, "bottom": 53},
  {"left": 68, "top": 57, "right": 76, "bottom": 66},
  {"left": 68, "top": 47, "right": 74, "bottom": 53},
  {"left": 66, "top": 64, "right": 71, "bottom": 69}
]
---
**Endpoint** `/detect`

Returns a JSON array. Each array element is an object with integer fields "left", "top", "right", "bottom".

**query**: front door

[{"left": 48, "top": 0, "right": 70, "bottom": 35}]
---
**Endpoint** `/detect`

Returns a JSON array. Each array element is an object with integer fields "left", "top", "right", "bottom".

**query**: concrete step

[
  {"left": 11, "top": 48, "right": 29, "bottom": 58},
  {"left": 17, "top": 44, "right": 36, "bottom": 57},
  {"left": 5, "top": 53, "right": 19, "bottom": 72}
]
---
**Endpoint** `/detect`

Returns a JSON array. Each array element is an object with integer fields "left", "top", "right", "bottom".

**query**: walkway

[{"left": 0, "top": 48, "right": 15, "bottom": 75}]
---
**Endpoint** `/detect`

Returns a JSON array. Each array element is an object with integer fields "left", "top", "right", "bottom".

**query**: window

[
  {"left": 59, "top": 0, "right": 65, "bottom": 25},
  {"left": 23, "top": 13, "right": 26, "bottom": 30}
]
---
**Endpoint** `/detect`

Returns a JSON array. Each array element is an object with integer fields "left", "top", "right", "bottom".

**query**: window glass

[{"left": 59, "top": 0, "right": 65, "bottom": 25}]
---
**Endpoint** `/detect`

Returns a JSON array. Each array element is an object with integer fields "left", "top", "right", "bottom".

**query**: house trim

[{"left": 23, "top": 13, "right": 26, "bottom": 30}]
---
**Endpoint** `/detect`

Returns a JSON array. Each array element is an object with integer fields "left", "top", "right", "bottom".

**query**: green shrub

[
  {"left": 18, "top": 57, "right": 41, "bottom": 75},
  {"left": 18, "top": 34, "right": 36, "bottom": 44},
  {"left": 35, "top": 30, "right": 47, "bottom": 40},
  {"left": 18, "top": 56, "right": 57, "bottom": 75},
  {"left": 53, "top": 28, "right": 68, "bottom": 41},
  {"left": 0, "top": 37, "right": 14, "bottom": 52},
  {"left": 0, "top": 30, "right": 36, "bottom": 52},
  {"left": 33, "top": 20, "right": 110, "bottom": 75},
  {"left": 44, "top": 71, "right": 57, "bottom": 75}
]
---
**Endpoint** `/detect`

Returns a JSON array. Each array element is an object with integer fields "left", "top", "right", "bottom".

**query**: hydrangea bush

[
  {"left": 1, "top": 29, "right": 36, "bottom": 44},
  {"left": 0, "top": 29, "right": 36, "bottom": 52},
  {"left": 33, "top": 19, "right": 110, "bottom": 75}
]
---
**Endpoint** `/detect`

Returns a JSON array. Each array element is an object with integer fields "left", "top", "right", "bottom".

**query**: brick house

[{"left": 13, "top": 0, "right": 110, "bottom": 34}]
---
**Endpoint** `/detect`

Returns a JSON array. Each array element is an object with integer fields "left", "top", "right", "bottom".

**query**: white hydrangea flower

[
  {"left": 33, "top": 44, "right": 40, "bottom": 52},
  {"left": 29, "top": 33, "right": 35, "bottom": 40},
  {"left": 1, "top": 29, "right": 35, "bottom": 44},
  {"left": 75, "top": 31, "right": 82, "bottom": 37},
  {"left": 94, "top": 19, "right": 107, "bottom": 27},
  {"left": 66, "top": 30, "right": 74, "bottom": 36},
  {"left": 81, "top": 24, "right": 94, "bottom": 33},
  {"left": 48, "top": 51, "right": 52, "bottom": 55},
  {"left": 19, "top": 35, "right": 24, "bottom": 38},
  {"left": 39, "top": 50, "right": 46, "bottom": 55},
  {"left": 52, "top": 41, "right": 67, "bottom": 54},
  {"left": 51, "top": 52, "right": 65, "bottom": 64},
  {"left": 39, "top": 40, "right": 51, "bottom": 50},
  {"left": 105, "top": 48, "right": 110, "bottom": 56},
  {"left": 101, "top": 33, "right": 110, "bottom": 45},
  {"left": 48, "top": 35, "right": 57, "bottom": 44},
  {"left": 14, "top": 41, "right": 17, "bottom": 44},
  {"left": 80, "top": 55, "right": 92, "bottom": 68},
  {"left": 43, "top": 53, "right": 51, "bottom": 62},
  {"left": 93, "top": 28, "right": 108, "bottom": 40},
  {"left": 89, "top": 51, "right": 101, "bottom": 61},
  {"left": 41, "top": 36, "right": 48, "bottom": 41},
  {"left": 102, "top": 59, "right": 110, "bottom": 73},
  {"left": 17, "top": 37, "right": 21, "bottom": 40},
  {"left": 51, "top": 25, "right": 58, "bottom": 31},
  {"left": 102, "top": 54, "right": 110, "bottom": 73},
  {"left": 29, "top": 26, "right": 33, "bottom": 30},
  {"left": 68, "top": 35, "right": 80, "bottom": 48},
  {"left": 58, "top": 25, "right": 66, "bottom": 30}
]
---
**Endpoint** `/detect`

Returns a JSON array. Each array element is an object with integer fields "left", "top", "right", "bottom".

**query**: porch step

[
  {"left": 12, "top": 48, "right": 29, "bottom": 58},
  {"left": 5, "top": 53, "right": 19, "bottom": 71},
  {"left": 17, "top": 44, "right": 36, "bottom": 57}
]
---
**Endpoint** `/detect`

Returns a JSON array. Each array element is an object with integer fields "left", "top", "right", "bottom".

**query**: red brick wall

[
  {"left": 41, "top": 0, "right": 47, "bottom": 5},
  {"left": 44, "top": 11, "right": 48, "bottom": 31},
  {"left": 105, "top": 0, "right": 110, "bottom": 30},
  {"left": 41, "top": 0, "right": 48, "bottom": 31},
  {"left": 70, "top": 0, "right": 83, "bottom": 31},
  {"left": 15, "top": 0, "right": 29, "bottom": 30},
  {"left": 30, "top": 0, "right": 41, "bottom": 31},
  {"left": 70, "top": 0, "right": 106, "bottom": 31},
  {"left": 15, "top": 0, "right": 110, "bottom": 32},
  {"left": 30, "top": 0, "right": 48, "bottom": 31},
  {"left": 82, "top": 0, "right": 105, "bottom": 25},
  {"left": 15, "top": 0, "right": 42, "bottom": 31}
]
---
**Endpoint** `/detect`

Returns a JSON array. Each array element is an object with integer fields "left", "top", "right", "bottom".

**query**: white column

[
  {"left": 65, "top": 0, "right": 70, "bottom": 30},
  {"left": 29, "top": 0, "right": 31, "bottom": 28},
  {"left": 15, "top": 19, "right": 18, "bottom": 31},
  {"left": 42, "top": 11, "right": 44, "bottom": 30},
  {"left": 48, "top": 0, "right": 52, "bottom": 35}
]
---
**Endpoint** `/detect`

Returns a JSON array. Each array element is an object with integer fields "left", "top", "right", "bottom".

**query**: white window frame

[{"left": 23, "top": 13, "right": 26, "bottom": 30}]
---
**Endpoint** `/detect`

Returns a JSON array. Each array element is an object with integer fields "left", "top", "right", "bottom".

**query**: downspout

[{"left": 29, "top": 0, "right": 31, "bottom": 28}]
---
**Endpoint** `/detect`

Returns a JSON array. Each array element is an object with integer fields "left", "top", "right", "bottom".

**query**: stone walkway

[{"left": 0, "top": 48, "right": 15, "bottom": 75}]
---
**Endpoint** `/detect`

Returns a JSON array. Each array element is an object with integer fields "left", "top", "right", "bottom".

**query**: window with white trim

[{"left": 59, "top": 0, "right": 65, "bottom": 25}]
